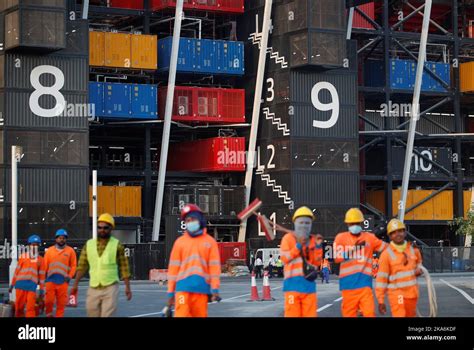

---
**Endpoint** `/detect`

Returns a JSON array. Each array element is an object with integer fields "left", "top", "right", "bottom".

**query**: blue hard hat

[
  {"left": 55, "top": 229, "right": 68, "bottom": 238},
  {"left": 27, "top": 234, "right": 41, "bottom": 245}
]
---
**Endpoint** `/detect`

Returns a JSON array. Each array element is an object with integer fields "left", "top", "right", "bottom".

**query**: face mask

[
  {"left": 349, "top": 225, "right": 362, "bottom": 235},
  {"left": 186, "top": 221, "right": 201, "bottom": 235},
  {"left": 294, "top": 217, "right": 312, "bottom": 239}
]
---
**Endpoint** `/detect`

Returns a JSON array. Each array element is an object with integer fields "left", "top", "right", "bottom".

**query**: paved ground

[{"left": 2, "top": 273, "right": 471, "bottom": 317}]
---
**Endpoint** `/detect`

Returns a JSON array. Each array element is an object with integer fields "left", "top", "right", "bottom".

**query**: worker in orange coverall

[
  {"left": 376, "top": 219, "right": 423, "bottom": 317},
  {"left": 167, "top": 204, "right": 221, "bottom": 317}
]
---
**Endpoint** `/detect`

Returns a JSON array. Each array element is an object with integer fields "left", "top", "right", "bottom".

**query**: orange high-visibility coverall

[
  {"left": 333, "top": 231, "right": 387, "bottom": 317},
  {"left": 44, "top": 245, "right": 77, "bottom": 317},
  {"left": 375, "top": 242, "right": 422, "bottom": 317},
  {"left": 167, "top": 228, "right": 221, "bottom": 317},
  {"left": 11, "top": 253, "right": 45, "bottom": 317},
  {"left": 280, "top": 233, "right": 323, "bottom": 317}
]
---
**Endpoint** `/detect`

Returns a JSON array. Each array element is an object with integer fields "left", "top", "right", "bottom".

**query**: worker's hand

[
  {"left": 167, "top": 296, "right": 175, "bottom": 307},
  {"left": 125, "top": 286, "right": 132, "bottom": 301},
  {"left": 415, "top": 268, "right": 423, "bottom": 277},
  {"left": 378, "top": 303, "right": 387, "bottom": 315},
  {"left": 64, "top": 276, "right": 71, "bottom": 283},
  {"left": 211, "top": 293, "right": 221, "bottom": 303},
  {"left": 70, "top": 285, "right": 78, "bottom": 297},
  {"left": 8, "top": 286, "right": 13, "bottom": 294}
]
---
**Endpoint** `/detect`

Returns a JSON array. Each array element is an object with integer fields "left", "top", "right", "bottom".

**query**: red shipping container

[
  {"left": 110, "top": 0, "right": 144, "bottom": 9},
  {"left": 168, "top": 137, "right": 246, "bottom": 172},
  {"left": 352, "top": 3, "right": 375, "bottom": 29},
  {"left": 159, "top": 86, "right": 245, "bottom": 124},
  {"left": 218, "top": 242, "right": 247, "bottom": 265},
  {"left": 151, "top": 0, "right": 244, "bottom": 13}
]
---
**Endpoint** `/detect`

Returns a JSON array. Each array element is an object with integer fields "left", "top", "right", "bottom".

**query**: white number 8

[
  {"left": 312, "top": 81, "right": 340, "bottom": 129},
  {"left": 29, "top": 65, "right": 66, "bottom": 118}
]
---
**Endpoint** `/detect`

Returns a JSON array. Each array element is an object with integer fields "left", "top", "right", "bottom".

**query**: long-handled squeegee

[{"left": 237, "top": 198, "right": 291, "bottom": 241}]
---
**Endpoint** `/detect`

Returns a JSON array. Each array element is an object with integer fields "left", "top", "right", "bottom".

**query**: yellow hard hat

[
  {"left": 98, "top": 213, "right": 115, "bottom": 229},
  {"left": 387, "top": 218, "right": 406, "bottom": 235},
  {"left": 344, "top": 208, "right": 364, "bottom": 224},
  {"left": 292, "top": 206, "right": 315, "bottom": 222}
]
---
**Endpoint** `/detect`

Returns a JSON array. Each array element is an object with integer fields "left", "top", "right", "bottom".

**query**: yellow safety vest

[{"left": 86, "top": 237, "right": 120, "bottom": 288}]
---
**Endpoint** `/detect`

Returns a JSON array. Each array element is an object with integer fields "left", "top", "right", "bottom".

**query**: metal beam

[
  {"left": 152, "top": 0, "right": 185, "bottom": 242},
  {"left": 396, "top": 97, "right": 452, "bottom": 132},
  {"left": 359, "top": 113, "right": 382, "bottom": 130},
  {"left": 406, "top": 1, "right": 449, "bottom": 34},
  {"left": 238, "top": 0, "right": 273, "bottom": 242},
  {"left": 391, "top": 3, "right": 426, "bottom": 30},
  {"left": 399, "top": 0, "right": 432, "bottom": 223},
  {"left": 403, "top": 182, "right": 453, "bottom": 214},
  {"left": 354, "top": 6, "right": 381, "bottom": 30}
]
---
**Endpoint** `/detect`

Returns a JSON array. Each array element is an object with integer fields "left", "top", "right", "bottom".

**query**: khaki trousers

[{"left": 86, "top": 283, "right": 119, "bottom": 317}]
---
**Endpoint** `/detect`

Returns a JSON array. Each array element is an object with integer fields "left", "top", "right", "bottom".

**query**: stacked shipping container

[{"left": 0, "top": 1, "right": 89, "bottom": 241}]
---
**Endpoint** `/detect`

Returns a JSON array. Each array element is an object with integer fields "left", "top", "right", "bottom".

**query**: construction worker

[
  {"left": 44, "top": 229, "right": 77, "bottom": 317},
  {"left": 372, "top": 255, "right": 379, "bottom": 278},
  {"left": 280, "top": 206, "right": 323, "bottom": 317},
  {"left": 167, "top": 204, "right": 221, "bottom": 317},
  {"left": 333, "top": 208, "right": 388, "bottom": 317},
  {"left": 376, "top": 219, "right": 423, "bottom": 317},
  {"left": 71, "top": 213, "right": 132, "bottom": 317},
  {"left": 321, "top": 258, "right": 331, "bottom": 284},
  {"left": 9, "top": 234, "right": 45, "bottom": 317},
  {"left": 275, "top": 256, "right": 284, "bottom": 277}
]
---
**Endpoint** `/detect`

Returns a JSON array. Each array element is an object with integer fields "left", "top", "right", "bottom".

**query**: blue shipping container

[
  {"left": 131, "top": 84, "right": 158, "bottom": 119},
  {"left": 365, "top": 59, "right": 450, "bottom": 92},
  {"left": 89, "top": 82, "right": 104, "bottom": 118},
  {"left": 105, "top": 83, "right": 131, "bottom": 118},
  {"left": 158, "top": 37, "right": 244, "bottom": 75}
]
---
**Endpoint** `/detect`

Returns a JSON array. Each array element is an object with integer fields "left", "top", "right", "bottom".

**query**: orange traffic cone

[
  {"left": 261, "top": 270, "right": 275, "bottom": 301},
  {"left": 247, "top": 271, "right": 261, "bottom": 302}
]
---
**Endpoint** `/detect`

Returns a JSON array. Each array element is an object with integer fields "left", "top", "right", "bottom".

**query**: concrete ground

[{"left": 2, "top": 273, "right": 471, "bottom": 317}]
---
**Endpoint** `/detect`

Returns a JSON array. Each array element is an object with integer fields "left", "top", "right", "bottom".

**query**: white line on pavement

[
  {"left": 317, "top": 304, "right": 333, "bottom": 312},
  {"left": 440, "top": 279, "right": 474, "bottom": 304},
  {"left": 334, "top": 297, "right": 343, "bottom": 302},
  {"left": 220, "top": 286, "right": 283, "bottom": 302},
  {"left": 129, "top": 286, "right": 284, "bottom": 317},
  {"left": 130, "top": 311, "right": 164, "bottom": 318}
]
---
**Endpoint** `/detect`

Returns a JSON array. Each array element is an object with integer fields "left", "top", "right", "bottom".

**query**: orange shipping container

[
  {"left": 460, "top": 61, "right": 474, "bottom": 92},
  {"left": 366, "top": 190, "right": 385, "bottom": 213},
  {"left": 115, "top": 186, "right": 142, "bottom": 217},
  {"left": 464, "top": 190, "right": 473, "bottom": 218},
  {"left": 433, "top": 190, "right": 453, "bottom": 220},
  {"left": 131, "top": 34, "right": 157, "bottom": 70},
  {"left": 89, "top": 186, "right": 116, "bottom": 216},
  {"left": 105, "top": 32, "right": 132, "bottom": 68},
  {"left": 392, "top": 189, "right": 414, "bottom": 220},
  {"left": 412, "top": 190, "right": 434, "bottom": 220},
  {"left": 89, "top": 31, "right": 105, "bottom": 66}
]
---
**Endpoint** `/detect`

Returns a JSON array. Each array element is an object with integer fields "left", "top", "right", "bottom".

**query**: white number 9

[{"left": 311, "top": 81, "right": 340, "bottom": 129}]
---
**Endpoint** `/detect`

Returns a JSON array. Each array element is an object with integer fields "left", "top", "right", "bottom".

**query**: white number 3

[
  {"left": 311, "top": 81, "right": 340, "bottom": 129},
  {"left": 29, "top": 65, "right": 66, "bottom": 118}
]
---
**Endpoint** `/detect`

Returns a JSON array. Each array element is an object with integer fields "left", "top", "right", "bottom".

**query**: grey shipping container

[
  {"left": 253, "top": 170, "right": 360, "bottom": 208},
  {"left": 2, "top": 166, "right": 88, "bottom": 203},
  {"left": 257, "top": 138, "right": 359, "bottom": 172},
  {"left": 163, "top": 185, "right": 245, "bottom": 217},
  {"left": 1, "top": 129, "right": 88, "bottom": 166},
  {"left": 0, "top": 91, "right": 89, "bottom": 129},
  {"left": 54, "top": 19, "right": 89, "bottom": 58},
  {"left": 0, "top": 54, "right": 88, "bottom": 92},
  {"left": 4, "top": 8, "right": 66, "bottom": 51},
  {"left": 0, "top": 202, "right": 89, "bottom": 241},
  {"left": 391, "top": 146, "right": 453, "bottom": 177},
  {"left": 247, "top": 204, "right": 355, "bottom": 239}
]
